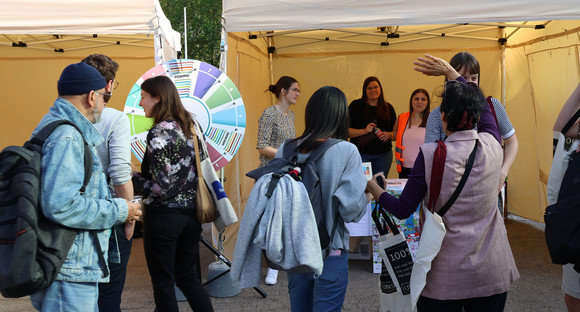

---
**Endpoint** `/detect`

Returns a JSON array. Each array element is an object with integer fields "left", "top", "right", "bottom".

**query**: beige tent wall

[
  {"left": 219, "top": 33, "right": 271, "bottom": 259},
  {"left": 0, "top": 41, "right": 157, "bottom": 150},
  {"left": 505, "top": 20, "right": 580, "bottom": 221}
]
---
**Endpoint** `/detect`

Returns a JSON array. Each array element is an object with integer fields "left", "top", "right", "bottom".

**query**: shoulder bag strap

[
  {"left": 428, "top": 140, "right": 447, "bottom": 211},
  {"left": 562, "top": 108, "right": 580, "bottom": 135},
  {"left": 437, "top": 140, "right": 479, "bottom": 217},
  {"left": 191, "top": 125, "right": 204, "bottom": 184},
  {"left": 487, "top": 97, "right": 500, "bottom": 130}
]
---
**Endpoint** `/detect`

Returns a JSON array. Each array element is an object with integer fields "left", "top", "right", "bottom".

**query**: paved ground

[{"left": 0, "top": 215, "right": 568, "bottom": 311}]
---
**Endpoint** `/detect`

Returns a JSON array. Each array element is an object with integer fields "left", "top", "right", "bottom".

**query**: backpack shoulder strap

[
  {"left": 31, "top": 120, "right": 93, "bottom": 194},
  {"left": 282, "top": 138, "right": 342, "bottom": 164},
  {"left": 281, "top": 139, "right": 299, "bottom": 162},
  {"left": 305, "top": 139, "right": 342, "bottom": 162}
]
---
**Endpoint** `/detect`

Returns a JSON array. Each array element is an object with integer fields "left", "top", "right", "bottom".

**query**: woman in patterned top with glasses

[{"left": 257, "top": 76, "right": 300, "bottom": 167}]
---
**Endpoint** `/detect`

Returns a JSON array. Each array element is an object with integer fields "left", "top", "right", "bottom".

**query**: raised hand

[{"left": 413, "top": 54, "right": 460, "bottom": 80}]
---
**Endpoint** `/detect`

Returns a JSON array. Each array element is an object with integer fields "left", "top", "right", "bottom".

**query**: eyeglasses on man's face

[
  {"left": 94, "top": 90, "right": 113, "bottom": 103},
  {"left": 112, "top": 80, "right": 119, "bottom": 90},
  {"left": 94, "top": 90, "right": 113, "bottom": 97}
]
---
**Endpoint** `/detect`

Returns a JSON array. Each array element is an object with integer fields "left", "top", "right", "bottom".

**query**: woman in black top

[{"left": 348, "top": 76, "right": 397, "bottom": 176}]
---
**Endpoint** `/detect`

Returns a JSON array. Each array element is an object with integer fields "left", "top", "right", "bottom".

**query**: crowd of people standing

[
  {"left": 253, "top": 51, "right": 523, "bottom": 312},
  {"left": 22, "top": 48, "right": 580, "bottom": 312}
]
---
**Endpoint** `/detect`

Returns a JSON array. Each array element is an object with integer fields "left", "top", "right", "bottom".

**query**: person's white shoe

[{"left": 265, "top": 268, "right": 278, "bottom": 285}]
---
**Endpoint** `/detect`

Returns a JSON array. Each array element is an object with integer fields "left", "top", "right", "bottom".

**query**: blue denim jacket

[{"left": 32, "top": 98, "right": 128, "bottom": 282}]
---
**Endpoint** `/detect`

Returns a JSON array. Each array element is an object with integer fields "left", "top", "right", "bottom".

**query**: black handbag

[
  {"left": 545, "top": 150, "right": 580, "bottom": 270},
  {"left": 544, "top": 109, "right": 580, "bottom": 272}
]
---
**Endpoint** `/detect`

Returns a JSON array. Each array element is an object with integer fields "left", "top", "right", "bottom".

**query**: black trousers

[
  {"left": 417, "top": 292, "right": 507, "bottom": 312},
  {"left": 143, "top": 206, "right": 213, "bottom": 312},
  {"left": 98, "top": 223, "right": 133, "bottom": 312}
]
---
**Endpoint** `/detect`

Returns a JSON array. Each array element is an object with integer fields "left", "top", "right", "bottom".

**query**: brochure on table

[{"left": 345, "top": 178, "right": 421, "bottom": 273}]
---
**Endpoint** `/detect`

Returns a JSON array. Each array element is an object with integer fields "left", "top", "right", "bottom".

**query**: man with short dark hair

[
  {"left": 29, "top": 62, "right": 141, "bottom": 311},
  {"left": 82, "top": 53, "right": 135, "bottom": 312}
]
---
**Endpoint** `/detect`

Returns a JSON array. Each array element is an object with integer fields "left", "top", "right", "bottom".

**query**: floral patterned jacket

[{"left": 133, "top": 120, "right": 205, "bottom": 209}]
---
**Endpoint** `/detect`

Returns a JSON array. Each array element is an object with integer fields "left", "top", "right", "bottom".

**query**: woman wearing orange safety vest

[{"left": 393, "top": 88, "right": 431, "bottom": 178}]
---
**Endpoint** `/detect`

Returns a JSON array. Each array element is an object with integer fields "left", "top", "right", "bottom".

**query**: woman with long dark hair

[
  {"left": 348, "top": 76, "right": 397, "bottom": 176},
  {"left": 132, "top": 75, "right": 214, "bottom": 312},
  {"left": 367, "top": 81, "right": 519, "bottom": 311},
  {"left": 393, "top": 88, "right": 431, "bottom": 178},
  {"left": 280, "top": 86, "right": 368, "bottom": 311}
]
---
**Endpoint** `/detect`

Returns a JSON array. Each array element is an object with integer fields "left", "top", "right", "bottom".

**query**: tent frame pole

[
  {"left": 268, "top": 36, "right": 275, "bottom": 104},
  {"left": 501, "top": 27, "right": 506, "bottom": 106},
  {"left": 183, "top": 7, "right": 187, "bottom": 59}
]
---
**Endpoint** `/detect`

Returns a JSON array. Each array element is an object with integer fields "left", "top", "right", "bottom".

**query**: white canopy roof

[
  {"left": 0, "top": 0, "right": 181, "bottom": 63},
  {"left": 222, "top": 0, "right": 580, "bottom": 32}
]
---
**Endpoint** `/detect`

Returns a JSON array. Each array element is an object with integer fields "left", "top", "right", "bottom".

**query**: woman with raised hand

[
  {"left": 132, "top": 75, "right": 213, "bottom": 312},
  {"left": 415, "top": 52, "right": 518, "bottom": 192},
  {"left": 367, "top": 80, "right": 519, "bottom": 312},
  {"left": 348, "top": 76, "right": 397, "bottom": 176},
  {"left": 393, "top": 88, "right": 431, "bottom": 178}
]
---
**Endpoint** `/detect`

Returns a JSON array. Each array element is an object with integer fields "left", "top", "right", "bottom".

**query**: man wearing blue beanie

[{"left": 29, "top": 62, "right": 142, "bottom": 311}]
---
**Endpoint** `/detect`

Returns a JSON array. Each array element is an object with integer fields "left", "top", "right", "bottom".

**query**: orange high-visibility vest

[{"left": 394, "top": 112, "right": 410, "bottom": 173}]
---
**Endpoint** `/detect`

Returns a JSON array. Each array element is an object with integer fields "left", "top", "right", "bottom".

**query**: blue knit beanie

[{"left": 58, "top": 62, "right": 106, "bottom": 96}]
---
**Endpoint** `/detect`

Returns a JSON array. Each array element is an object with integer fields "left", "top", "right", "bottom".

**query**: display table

[{"left": 345, "top": 179, "right": 420, "bottom": 273}]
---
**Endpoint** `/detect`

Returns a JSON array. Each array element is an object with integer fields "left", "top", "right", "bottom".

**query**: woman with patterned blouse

[
  {"left": 256, "top": 76, "right": 300, "bottom": 285},
  {"left": 257, "top": 76, "right": 300, "bottom": 167},
  {"left": 132, "top": 76, "right": 213, "bottom": 312}
]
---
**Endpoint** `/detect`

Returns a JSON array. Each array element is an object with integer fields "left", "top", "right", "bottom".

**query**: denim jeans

[
  {"left": 287, "top": 252, "right": 349, "bottom": 312},
  {"left": 30, "top": 280, "right": 99, "bottom": 312},
  {"left": 361, "top": 150, "right": 393, "bottom": 177}
]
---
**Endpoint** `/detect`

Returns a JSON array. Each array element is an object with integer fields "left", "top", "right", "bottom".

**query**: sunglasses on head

[{"left": 445, "top": 80, "right": 478, "bottom": 87}]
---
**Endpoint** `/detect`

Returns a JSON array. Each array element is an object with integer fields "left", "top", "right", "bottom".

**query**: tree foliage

[{"left": 160, "top": 0, "right": 222, "bottom": 67}]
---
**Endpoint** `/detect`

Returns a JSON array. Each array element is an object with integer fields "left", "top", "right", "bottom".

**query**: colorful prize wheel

[{"left": 124, "top": 59, "right": 246, "bottom": 171}]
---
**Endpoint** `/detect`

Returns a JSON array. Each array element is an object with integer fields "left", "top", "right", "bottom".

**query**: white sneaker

[{"left": 265, "top": 268, "right": 278, "bottom": 285}]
